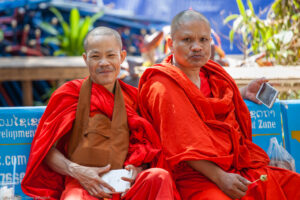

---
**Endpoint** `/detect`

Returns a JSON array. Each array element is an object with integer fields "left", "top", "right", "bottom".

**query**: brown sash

[{"left": 67, "top": 77, "right": 129, "bottom": 169}]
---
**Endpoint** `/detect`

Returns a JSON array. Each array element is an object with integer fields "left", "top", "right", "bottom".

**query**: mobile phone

[{"left": 256, "top": 82, "right": 279, "bottom": 108}]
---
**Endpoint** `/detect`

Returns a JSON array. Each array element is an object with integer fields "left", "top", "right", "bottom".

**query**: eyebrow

[{"left": 106, "top": 50, "right": 118, "bottom": 53}]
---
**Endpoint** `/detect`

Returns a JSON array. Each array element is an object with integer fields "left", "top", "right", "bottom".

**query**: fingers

[
  {"left": 232, "top": 188, "right": 246, "bottom": 199},
  {"left": 121, "top": 176, "right": 134, "bottom": 184},
  {"left": 236, "top": 175, "right": 251, "bottom": 193},
  {"left": 124, "top": 165, "right": 138, "bottom": 181},
  {"left": 98, "top": 164, "right": 111, "bottom": 175},
  {"left": 258, "top": 77, "right": 268, "bottom": 82},
  {"left": 99, "top": 179, "right": 116, "bottom": 193},
  {"left": 225, "top": 174, "right": 250, "bottom": 199},
  {"left": 125, "top": 164, "right": 135, "bottom": 172},
  {"left": 238, "top": 176, "right": 252, "bottom": 185},
  {"left": 121, "top": 189, "right": 129, "bottom": 198}
]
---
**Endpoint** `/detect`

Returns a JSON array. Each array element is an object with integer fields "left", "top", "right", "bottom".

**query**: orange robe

[
  {"left": 138, "top": 55, "right": 300, "bottom": 200},
  {"left": 21, "top": 78, "right": 174, "bottom": 200}
]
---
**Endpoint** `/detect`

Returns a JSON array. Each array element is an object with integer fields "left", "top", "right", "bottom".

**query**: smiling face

[
  {"left": 83, "top": 34, "right": 126, "bottom": 92},
  {"left": 168, "top": 19, "right": 211, "bottom": 70}
]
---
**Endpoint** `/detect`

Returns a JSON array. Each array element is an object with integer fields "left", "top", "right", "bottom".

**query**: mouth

[
  {"left": 190, "top": 54, "right": 204, "bottom": 59},
  {"left": 98, "top": 70, "right": 113, "bottom": 73},
  {"left": 96, "top": 68, "right": 114, "bottom": 74}
]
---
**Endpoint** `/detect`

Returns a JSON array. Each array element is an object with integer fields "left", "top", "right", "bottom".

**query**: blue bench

[
  {"left": 0, "top": 100, "right": 299, "bottom": 197},
  {"left": 0, "top": 106, "right": 45, "bottom": 198},
  {"left": 245, "top": 100, "right": 284, "bottom": 152},
  {"left": 280, "top": 100, "right": 300, "bottom": 173}
]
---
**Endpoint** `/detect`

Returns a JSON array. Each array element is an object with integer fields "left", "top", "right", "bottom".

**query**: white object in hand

[
  {"left": 101, "top": 169, "right": 132, "bottom": 193},
  {"left": 0, "top": 186, "right": 14, "bottom": 199}
]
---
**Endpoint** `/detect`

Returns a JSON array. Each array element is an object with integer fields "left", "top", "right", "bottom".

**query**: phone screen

[{"left": 256, "top": 83, "right": 279, "bottom": 108}]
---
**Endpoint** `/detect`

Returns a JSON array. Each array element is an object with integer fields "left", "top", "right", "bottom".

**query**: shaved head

[
  {"left": 84, "top": 26, "right": 122, "bottom": 52},
  {"left": 171, "top": 10, "right": 210, "bottom": 38}
]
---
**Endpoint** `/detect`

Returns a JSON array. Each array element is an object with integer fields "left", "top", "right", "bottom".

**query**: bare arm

[
  {"left": 186, "top": 160, "right": 251, "bottom": 199},
  {"left": 44, "top": 147, "right": 73, "bottom": 176},
  {"left": 44, "top": 147, "right": 115, "bottom": 198}
]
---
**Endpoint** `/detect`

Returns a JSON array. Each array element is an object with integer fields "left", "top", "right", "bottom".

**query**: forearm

[
  {"left": 44, "top": 146, "right": 77, "bottom": 177},
  {"left": 239, "top": 86, "right": 247, "bottom": 99},
  {"left": 186, "top": 160, "right": 225, "bottom": 184}
]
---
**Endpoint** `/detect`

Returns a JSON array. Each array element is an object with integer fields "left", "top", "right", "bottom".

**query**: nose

[
  {"left": 98, "top": 58, "right": 110, "bottom": 67},
  {"left": 191, "top": 41, "right": 202, "bottom": 52}
]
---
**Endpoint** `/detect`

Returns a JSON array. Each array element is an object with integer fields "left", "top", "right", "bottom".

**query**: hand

[
  {"left": 216, "top": 172, "right": 252, "bottom": 199},
  {"left": 242, "top": 77, "right": 269, "bottom": 104},
  {"left": 69, "top": 163, "right": 115, "bottom": 198},
  {"left": 120, "top": 164, "right": 142, "bottom": 197}
]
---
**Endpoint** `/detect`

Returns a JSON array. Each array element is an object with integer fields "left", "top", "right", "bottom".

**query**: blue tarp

[
  {"left": 0, "top": 0, "right": 274, "bottom": 54},
  {"left": 102, "top": 0, "right": 274, "bottom": 54}
]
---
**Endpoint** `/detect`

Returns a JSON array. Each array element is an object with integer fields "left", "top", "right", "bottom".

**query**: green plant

[
  {"left": 268, "top": 0, "right": 300, "bottom": 65},
  {"left": 279, "top": 90, "right": 300, "bottom": 100},
  {"left": 39, "top": 7, "right": 103, "bottom": 56},
  {"left": 0, "top": 29, "right": 3, "bottom": 41},
  {"left": 224, "top": 0, "right": 300, "bottom": 65}
]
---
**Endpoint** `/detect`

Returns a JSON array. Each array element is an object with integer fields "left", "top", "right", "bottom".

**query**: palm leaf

[
  {"left": 54, "top": 49, "right": 67, "bottom": 56},
  {"left": 44, "top": 37, "right": 61, "bottom": 45},
  {"left": 77, "top": 17, "right": 91, "bottom": 53},
  {"left": 0, "top": 30, "right": 3, "bottom": 41},
  {"left": 90, "top": 10, "right": 104, "bottom": 25},
  {"left": 247, "top": 0, "right": 255, "bottom": 15},
  {"left": 38, "top": 22, "right": 59, "bottom": 35},
  {"left": 69, "top": 8, "right": 80, "bottom": 53},
  {"left": 49, "top": 7, "right": 70, "bottom": 37},
  {"left": 223, "top": 14, "right": 239, "bottom": 24},
  {"left": 229, "top": 29, "right": 235, "bottom": 49},
  {"left": 236, "top": 0, "right": 246, "bottom": 20}
]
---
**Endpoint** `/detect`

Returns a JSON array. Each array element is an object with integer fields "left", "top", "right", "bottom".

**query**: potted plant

[{"left": 39, "top": 7, "right": 103, "bottom": 56}]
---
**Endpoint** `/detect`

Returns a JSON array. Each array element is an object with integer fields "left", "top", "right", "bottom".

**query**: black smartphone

[{"left": 256, "top": 82, "right": 279, "bottom": 108}]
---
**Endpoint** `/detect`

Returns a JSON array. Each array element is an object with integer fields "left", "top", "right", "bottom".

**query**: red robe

[
  {"left": 21, "top": 78, "right": 164, "bottom": 199},
  {"left": 138, "top": 55, "right": 300, "bottom": 200}
]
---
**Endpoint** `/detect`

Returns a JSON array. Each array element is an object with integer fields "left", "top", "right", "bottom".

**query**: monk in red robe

[
  {"left": 21, "top": 27, "right": 177, "bottom": 200},
  {"left": 138, "top": 10, "right": 300, "bottom": 200}
]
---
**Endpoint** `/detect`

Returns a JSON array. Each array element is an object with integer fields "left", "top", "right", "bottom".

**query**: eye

[
  {"left": 108, "top": 54, "right": 116, "bottom": 57},
  {"left": 91, "top": 55, "right": 99, "bottom": 58},
  {"left": 200, "top": 37, "right": 209, "bottom": 42},
  {"left": 183, "top": 37, "right": 191, "bottom": 42}
]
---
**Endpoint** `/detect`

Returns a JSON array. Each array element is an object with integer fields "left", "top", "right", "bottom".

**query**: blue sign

[
  {"left": 280, "top": 100, "right": 300, "bottom": 173},
  {"left": 0, "top": 106, "right": 45, "bottom": 198},
  {"left": 245, "top": 100, "right": 284, "bottom": 152}
]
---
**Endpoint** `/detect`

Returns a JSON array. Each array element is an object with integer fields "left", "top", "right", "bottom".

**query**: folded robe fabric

[
  {"left": 138, "top": 55, "right": 300, "bottom": 200},
  {"left": 21, "top": 78, "right": 162, "bottom": 199}
]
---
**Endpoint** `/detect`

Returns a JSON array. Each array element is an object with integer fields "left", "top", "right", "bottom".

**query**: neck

[
  {"left": 173, "top": 59, "right": 201, "bottom": 89},
  {"left": 104, "top": 82, "right": 116, "bottom": 93}
]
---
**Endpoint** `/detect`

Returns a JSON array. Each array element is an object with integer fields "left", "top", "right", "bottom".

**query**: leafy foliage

[
  {"left": 224, "top": 0, "right": 300, "bottom": 65},
  {"left": 0, "top": 29, "right": 3, "bottom": 41},
  {"left": 39, "top": 7, "right": 103, "bottom": 56}
]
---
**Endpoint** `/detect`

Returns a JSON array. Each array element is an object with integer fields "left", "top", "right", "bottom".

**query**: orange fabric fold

[
  {"left": 138, "top": 55, "right": 300, "bottom": 200},
  {"left": 21, "top": 78, "right": 163, "bottom": 199}
]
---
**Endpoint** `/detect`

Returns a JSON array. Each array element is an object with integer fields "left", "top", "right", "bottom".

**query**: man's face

[
  {"left": 168, "top": 20, "right": 211, "bottom": 69},
  {"left": 83, "top": 35, "right": 126, "bottom": 90}
]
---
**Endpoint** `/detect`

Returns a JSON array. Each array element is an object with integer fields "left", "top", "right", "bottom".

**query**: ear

[
  {"left": 167, "top": 37, "right": 174, "bottom": 53},
  {"left": 83, "top": 52, "right": 88, "bottom": 66},
  {"left": 120, "top": 50, "right": 127, "bottom": 63}
]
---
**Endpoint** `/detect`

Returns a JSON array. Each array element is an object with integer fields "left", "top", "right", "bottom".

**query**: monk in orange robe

[
  {"left": 138, "top": 10, "right": 300, "bottom": 200},
  {"left": 21, "top": 27, "right": 178, "bottom": 200}
]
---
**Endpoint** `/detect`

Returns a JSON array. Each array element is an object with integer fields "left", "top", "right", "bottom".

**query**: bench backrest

[
  {"left": 280, "top": 100, "right": 300, "bottom": 173},
  {"left": 245, "top": 100, "right": 284, "bottom": 152},
  {"left": 0, "top": 100, "right": 299, "bottom": 197},
  {"left": 0, "top": 106, "right": 45, "bottom": 198}
]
